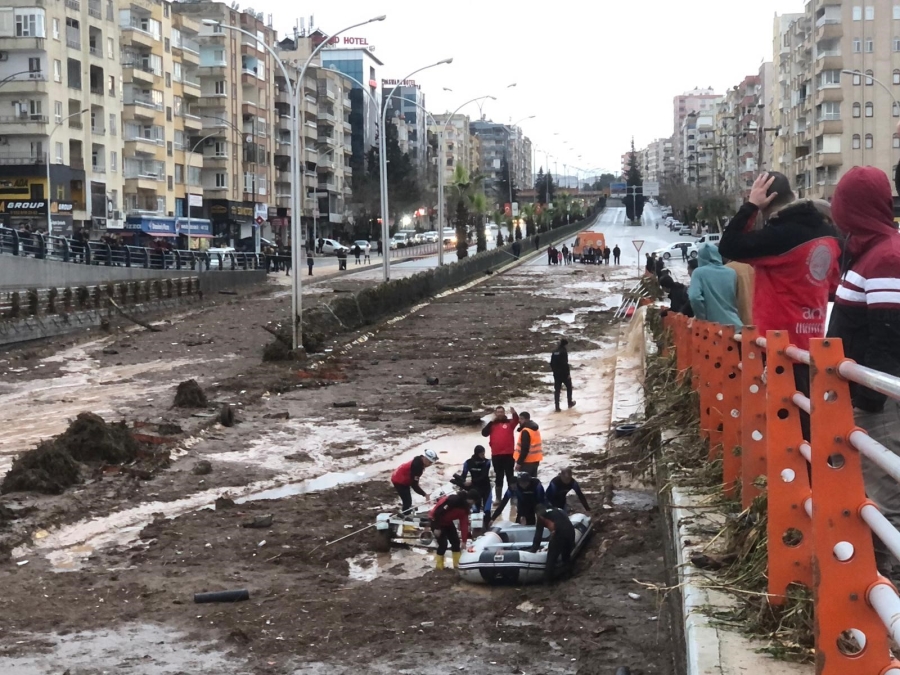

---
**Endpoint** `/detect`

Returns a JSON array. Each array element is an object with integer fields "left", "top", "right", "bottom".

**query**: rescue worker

[
  {"left": 459, "top": 445, "right": 492, "bottom": 517},
  {"left": 491, "top": 472, "right": 546, "bottom": 526},
  {"left": 514, "top": 411, "right": 543, "bottom": 476},
  {"left": 390, "top": 449, "right": 439, "bottom": 514},
  {"left": 531, "top": 503, "right": 577, "bottom": 584},
  {"left": 482, "top": 405, "right": 519, "bottom": 501},
  {"left": 430, "top": 489, "right": 479, "bottom": 570},
  {"left": 550, "top": 338, "right": 575, "bottom": 412},
  {"left": 545, "top": 468, "right": 591, "bottom": 513}
]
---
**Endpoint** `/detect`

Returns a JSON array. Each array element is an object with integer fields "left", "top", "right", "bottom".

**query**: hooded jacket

[
  {"left": 481, "top": 412, "right": 519, "bottom": 456},
  {"left": 719, "top": 199, "right": 841, "bottom": 349},
  {"left": 516, "top": 420, "right": 541, "bottom": 464},
  {"left": 827, "top": 166, "right": 900, "bottom": 413},
  {"left": 687, "top": 244, "right": 742, "bottom": 328}
]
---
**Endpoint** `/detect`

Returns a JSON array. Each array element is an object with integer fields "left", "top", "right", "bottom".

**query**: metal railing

[
  {"left": 664, "top": 313, "right": 900, "bottom": 675},
  {"left": 0, "top": 226, "right": 265, "bottom": 272}
]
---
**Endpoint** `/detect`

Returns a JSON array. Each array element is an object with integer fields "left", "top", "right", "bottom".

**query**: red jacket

[
  {"left": 391, "top": 456, "right": 425, "bottom": 488},
  {"left": 429, "top": 493, "right": 470, "bottom": 542},
  {"left": 719, "top": 201, "right": 841, "bottom": 350},
  {"left": 481, "top": 413, "right": 519, "bottom": 456}
]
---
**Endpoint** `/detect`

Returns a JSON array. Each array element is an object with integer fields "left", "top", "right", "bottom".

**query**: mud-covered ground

[{"left": 0, "top": 237, "right": 674, "bottom": 674}]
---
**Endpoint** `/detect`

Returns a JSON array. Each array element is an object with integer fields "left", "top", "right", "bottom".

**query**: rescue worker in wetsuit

[
  {"left": 490, "top": 472, "right": 546, "bottom": 526},
  {"left": 456, "top": 445, "right": 493, "bottom": 520},
  {"left": 531, "top": 503, "right": 577, "bottom": 584},
  {"left": 545, "top": 468, "right": 591, "bottom": 513},
  {"left": 390, "top": 449, "right": 438, "bottom": 514},
  {"left": 429, "top": 489, "right": 479, "bottom": 570},
  {"left": 514, "top": 411, "right": 543, "bottom": 476}
]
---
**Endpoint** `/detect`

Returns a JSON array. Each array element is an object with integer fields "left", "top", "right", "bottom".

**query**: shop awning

[
  {"left": 124, "top": 216, "right": 177, "bottom": 237},
  {"left": 176, "top": 218, "right": 213, "bottom": 238}
]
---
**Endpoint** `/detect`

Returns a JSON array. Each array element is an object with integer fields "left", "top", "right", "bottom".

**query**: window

[
  {"left": 866, "top": 38, "right": 875, "bottom": 52},
  {"left": 853, "top": 72, "right": 862, "bottom": 85},
  {"left": 866, "top": 70, "right": 875, "bottom": 85},
  {"left": 820, "top": 70, "right": 841, "bottom": 87},
  {"left": 895, "top": 5, "right": 900, "bottom": 19},
  {"left": 214, "top": 80, "right": 225, "bottom": 94},
  {"left": 866, "top": 133, "right": 874, "bottom": 148},
  {"left": 166, "top": 140, "right": 173, "bottom": 156},
  {"left": 174, "top": 164, "right": 183, "bottom": 183},
  {"left": 214, "top": 141, "right": 227, "bottom": 157},
  {"left": 54, "top": 101, "right": 61, "bottom": 123},
  {"left": 50, "top": 141, "right": 63, "bottom": 165},
  {"left": 163, "top": 3, "right": 168, "bottom": 17},
  {"left": 894, "top": 37, "right": 900, "bottom": 52},
  {"left": 165, "top": 72, "right": 171, "bottom": 87},
  {"left": 853, "top": 134, "right": 862, "bottom": 149},
  {"left": 110, "top": 151, "right": 117, "bottom": 172},
  {"left": 109, "top": 113, "right": 116, "bottom": 136},
  {"left": 167, "top": 175, "right": 173, "bottom": 190},
  {"left": 166, "top": 106, "right": 172, "bottom": 121},
  {"left": 53, "top": 59, "right": 61, "bottom": 82},
  {"left": 894, "top": 102, "right": 900, "bottom": 117},
  {"left": 107, "top": 37, "right": 114, "bottom": 59},
  {"left": 15, "top": 10, "right": 45, "bottom": 37},
  {"left": 866, "top": 5, "right": 875, "bottom": 20},
  {"left": 894, "top": 135, "right": 900, "bottom": 148},
  {"left": 820, "top": 101, "right": 841, "bottom": 120},
  {"left": 173, "top": 62, "right": 182, "bottom": 82},
  {"left": 866, "top": 101, "right": 874, "bottom": 117},
  {"left": 853, "top": 6, "right": 863, "bottom": 20},
  {"left": 164, "top": 37, "right": 170, "bottom": 52},
  {"left": 213, "top": 49, "right": 225, "bottom": 63},
  {"left": 854, "top": 38, "right": 862, "bottom": 53},
  {"left": 52, "top": 17, "right": 59, "bottom": 40},
  {"left": 215, "top": 173, "right": 227, "bottom": 188},
  {"left": 108, "top": 75, "right": 115, "bottom": 96},
  {"left": 895, "top": 70, "right": 900, "bottom": 84},
  {"left": 853, "top": 102, "right": 862, "bottom": 117}
]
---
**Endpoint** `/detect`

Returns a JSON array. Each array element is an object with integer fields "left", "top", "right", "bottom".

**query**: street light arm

[{"left": 841, "top": 69, "right": 899, "bottom": 107}]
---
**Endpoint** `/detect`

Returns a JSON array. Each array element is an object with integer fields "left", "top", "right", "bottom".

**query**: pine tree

[{"left": 623, "top": 138, "right": 645, "bottom": 222}]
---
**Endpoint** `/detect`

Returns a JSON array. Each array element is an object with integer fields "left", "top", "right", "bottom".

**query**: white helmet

[{"left": 423, "top": 449, "right": 439, "bottom": 463}]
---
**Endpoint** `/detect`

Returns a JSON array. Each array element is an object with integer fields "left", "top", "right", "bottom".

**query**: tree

[
  {"left": 554, "top": 193, "right": 573, "bottom": 226},
  {"left": 495, "top": 156, "right": 518, "bottom": 209},
  {"left": 446, "top": 165, "right": 487, "bottom": 260},
  {"left": 534, "top": 168, "right": 556, "bottom": 204},
  {"left": 470, "top": 191, "right": 488, "bottom": 252},
  {"left": 520, "top": 203, "right": 536, "bottom": 237},
  {"left": 622, "top": 138, "right": 645, "bottom": 222}
]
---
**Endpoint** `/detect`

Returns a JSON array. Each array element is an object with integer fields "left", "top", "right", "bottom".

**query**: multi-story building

[
  {"left": 0, "top": 0, "right": 124, "bottom": 236},
  {"left": 673, "top": 87, "right": 720, "bottom": 173},
  {"left": 173, "top": 1, "right": 278, "bottom": 245},
  {"left": 382, "top": 80, "right": 426, "bottom": 173},
  {"left": 715, "top": 74, "right": 764, "bottom": 200},
  {"left": 469, "top": 133, "right": 481, "bottom": 182},
  {"left": 681, "top": 112, "right": 717, "bottom": 188},
  {"left": 430, "top": 112, "right": 473, "bottom": 183},
  {"left": 773, "top": 2, "right": 900, "bottom": 200},
  {"left": 119, "top": 0, "right": 210, "bottom": 244},
  {"left": 641, "top": 137, "right": 675, "bottom": 184},
  {"left": 470, "top": 119, "right": 532, "bottom": 207}
]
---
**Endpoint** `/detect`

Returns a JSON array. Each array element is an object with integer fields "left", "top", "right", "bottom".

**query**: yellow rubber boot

[
  {"left": 452, "top": 551, "right": 461, "bottom": 569},
  {"left": 435, "top": 553, "right": 444, "bottom": 570}
]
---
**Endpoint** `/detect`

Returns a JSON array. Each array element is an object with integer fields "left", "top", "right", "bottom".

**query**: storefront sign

[
  {"left": 382, "top": 79, "right": 420, "bottom": 88},
  {"left": 208, "top": 200, "right": 253, "bottom": 224},
  {"left": 317, "top": 35, "right": 370, "bottom": 48},
  {"left": 188, "top": 194, "right": 203, "bottom": 207},
  {"left": 124, "top": 216, "right": 177, "bottom": 237},
  {"left": 0, "top": 200, "right": 74, "bottom": 216}
]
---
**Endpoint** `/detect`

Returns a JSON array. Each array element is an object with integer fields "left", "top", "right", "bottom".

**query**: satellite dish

[{"left": 245, "top": 135, "right": 253, "bottom": 143}]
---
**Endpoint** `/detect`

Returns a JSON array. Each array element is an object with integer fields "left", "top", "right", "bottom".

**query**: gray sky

[{"left": 251, "top": 0, "right": 806, "bottom": 177}]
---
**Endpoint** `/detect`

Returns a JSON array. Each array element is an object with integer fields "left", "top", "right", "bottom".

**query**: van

[
  {"left": 572, "top": 232, "right": 607, "bottom": 262},
  {"left": 696, "top": 232, "right": 721, "bottom": 246}
]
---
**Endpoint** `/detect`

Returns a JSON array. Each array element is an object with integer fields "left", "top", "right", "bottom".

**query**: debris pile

[{"left": 173, "top": 379, "right": 208, "bottom": 408}]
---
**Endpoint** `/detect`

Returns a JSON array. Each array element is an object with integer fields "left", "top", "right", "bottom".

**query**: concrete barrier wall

[
  {"left": 199, "top": 270, "right": 267, "bottom": 295},
  {"left": 0, "top": 254, "right": 192, "bottom": 290}
]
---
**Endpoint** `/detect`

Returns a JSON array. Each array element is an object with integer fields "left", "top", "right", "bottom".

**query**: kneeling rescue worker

[
  {"left": 545, "top": 468, "right": 591, "bottom": 513},
  {"left": 459, "top": 445, "right": 492, "bottom": 518},
  {"left": 491, "top": 472, "right": 545, "bottom": 525},
  {"left": 391, "top": 449, "right": 439, "bottom": 514},
  {"left": 430, "top": 489, "right": 479, "bottom": 570},
  {"left": 532, "top": 503, "right": 576, "bottom": 584}
]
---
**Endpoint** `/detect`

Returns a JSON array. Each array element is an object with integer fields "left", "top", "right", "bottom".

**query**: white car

[
  {"left": 207, "top": 246, "right": 235, "bottom": 269},
  {"left": 654, "top": 242, "right": 698, "bottom": 260},
  {"left": 353, "top": 240, "right": 371, "bottom": 254},
  {"left": 423, "top": 231, "right": 439, "bottom": 243},
  {"left": 441, "top": 228, "right": 457, "bottom": 245},
  {"left": 321, "top": 238, "right": 349, "bottom": 255}
]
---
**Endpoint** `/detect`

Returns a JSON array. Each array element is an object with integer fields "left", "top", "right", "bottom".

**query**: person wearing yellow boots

[{"left": 429, "top": 489, "right": 478, "bottom": 570}]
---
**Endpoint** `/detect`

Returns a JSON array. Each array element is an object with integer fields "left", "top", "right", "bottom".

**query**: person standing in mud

[
  {"left": 458, "top": 445, "right": 493, "bottom": 518},
  {"left": 603, "top": 246, "right": 611, "bottom": 265},
  {"left": 532, "top": 503, "right": 576, "bottom": 584},
  {"left": 491, "top": 472, "right": 546, "bottom": 525},
  {"left": 482, "top": 405, "right": 519, "bottom": 501},
  {"left": 550, "top": 339, "right": 575, "bottom": 412},
  {"left": 514, "top": 411, "right": 543, "bottom": 476},
  {"left": 391, "top": 449, "right": 439, "bottom": 514},
  {"left": 613, "top": 245, "right": 621, "bottom": 265},
  {"left": 430, "top": 489, "right": 479, "bottom": 570}
]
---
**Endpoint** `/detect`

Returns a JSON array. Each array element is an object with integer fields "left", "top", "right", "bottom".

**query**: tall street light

[
  {"left": 435, "top": 95, "right": 495, "bottom": 267},
  {"left": 505, "top": 114, "right": 534, "bottom": 222},
  {"left": 380, "top": 58, "right": 453, "bottom": 282},
  {"left": 47, "top": 108, "right": 88, "bottom": 240},
  {"left": 207, "top": 15, "right": 385, "bottom": 352}
]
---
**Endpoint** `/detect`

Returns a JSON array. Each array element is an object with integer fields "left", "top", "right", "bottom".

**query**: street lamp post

[
  {"left": 504, "top": 114, "right": 535, "bottom": 227},
  {"left": 208, "top": 16, "right": 385, "bottom": 352},
  {"left": 380, "top": 58, "right": 453, "bottom": 282},
  {"left": 47, "top": 108, "right": 88, "bottom": 240},
  {"left": 184, "top": 132, "right": 222, "bottom": 252}
]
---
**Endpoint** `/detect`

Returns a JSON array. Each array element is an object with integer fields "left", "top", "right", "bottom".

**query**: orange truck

[{"left": 572, "top": 232, "right": 607, "bottom": 263}]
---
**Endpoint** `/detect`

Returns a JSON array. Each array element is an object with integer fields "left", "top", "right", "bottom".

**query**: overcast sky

[{"left": 249, "top": 0, "right": 807, "bottom": 177}]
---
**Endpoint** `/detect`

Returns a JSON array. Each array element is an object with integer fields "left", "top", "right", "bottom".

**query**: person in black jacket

[
  {"left": 531, "top": 503, "right": 576, "bottom": 584},
  {"left": 613, "top": 245, "right": 621, "bottom": 265},
  {"left": 550, "top": 338, "right": 575, "bottom": 412},
  {"left": 491, "top": 472, "right": 546, "bottom": 525},
  {"left": 659, "top": 274, "right": 693, "bottom": 317},
  {"left": 454, "top": 445, "right": 492, "bottom": 517},
  {"left": 545, "top": 468, "right": 591, "bottom": 512}
]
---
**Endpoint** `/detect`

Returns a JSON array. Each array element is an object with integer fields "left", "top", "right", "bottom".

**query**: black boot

[{"left": 554, "top": 392, "right": 561, "bottom": 412}]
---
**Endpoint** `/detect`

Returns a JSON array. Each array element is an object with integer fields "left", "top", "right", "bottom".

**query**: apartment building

[
  {"left": 715, "top": 74, "right": 764, "bottom": 200},
  {"left": 173, "top": 0, "right": 276, "bottom": 245},
  {"left": 119, "top": 0, "right": 209, "bottom": 243},
  {"left": 431, "top": 113, "right": 476, "bottom": 184},
  {"left": 681, "top": 111, "right": 717, "bottom": 188},
  {"left": 470, "top": 119, "right": 532, "bottom": 205},
  {"left": 673, "top": 87, "right": 720, "bottom": 171},
  {"left": 773, "top": 2, "right": 900, "bottom": 200},
  {"left": 0, "top": 0, "right": 124, "bottom": 236},
  {"left": 382, "top": 80, "right": 426, "bottom": 172}
]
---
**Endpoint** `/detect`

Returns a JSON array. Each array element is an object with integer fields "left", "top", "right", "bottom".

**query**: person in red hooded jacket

[
  {"left": 429, "top": 489, "right": 478, "bottom": 570},
  {"left": 828, "top": 163, "right": 900, "bottom": 580},
  {"left": 481, "top": 405, "right": 519, "bottom": 501}
]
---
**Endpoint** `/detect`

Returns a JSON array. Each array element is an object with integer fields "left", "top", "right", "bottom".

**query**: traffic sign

[
  {"left": 511, "top": 202, "right": 519, "bottom": 217},
  {"left": 643, "top": 182, "right": 660, "bottom": 197},
  {"left": 255, "top": 216, "right": 264, "bottom": 225},
  {"left": 633, "top": 240, "right": 645, "bottom": 277}
]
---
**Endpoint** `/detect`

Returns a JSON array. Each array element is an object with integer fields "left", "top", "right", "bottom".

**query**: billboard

[
  {"left": 643, "top": 182, "right": 660, "bottom": 197},
  {"left": 610, "top": 182, "right": 627, "bottom": 197}
]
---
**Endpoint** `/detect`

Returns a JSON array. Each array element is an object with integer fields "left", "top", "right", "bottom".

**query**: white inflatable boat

[
  {"left": 375, "top": 484, "right": 486, "bottom": 549},
  {"left": 458, "top": 513, "right": 592, "bottom": 585}
]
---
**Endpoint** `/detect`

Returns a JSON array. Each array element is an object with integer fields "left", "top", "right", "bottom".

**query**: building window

[
  {"left": 167, "top": 140, "right": 173, "bottom": 156},
  {"left": 163, "top": 3, "right": 169, "bottom": 17},
  {"left": 853, "top": 72, "right": 862, "bottom": 85},
  {"left": 895, "top": 5, "right": 900, "bottom": 19},
  {"left": 165, "top": 72, "right": 171, "bottom": 87},
  {"left": 894, "top": 135, "right": 900, "bottom": 148},
  {"left": 110, "top": 151, "right": 117, "bottom": 172},
  {"left": 164, "top": 37, "right": 170, "bottom": 52},
  {"left": 213, "top": 49, "right": 225, "bottom": 63},
  {"left": 854, "top": 38, "right": 862, "bottom": 52},
  {"left": 215, "top": 173, "right": 227, "bottom": 188},
  {"left": 214, "top": 80, "right": 225, "bottom": 94},
  {"left": 166, "top": 106, "right": 172, "bottom": 121},
  {"left": 866, "top": 5, "right": 875, "bottom": 20},
  {"left": 853, "top": 134, "right": 861, "bottom": 149},
  {"left": 895, "top": 70, "right": 900, "bottom": 84},
  {"left": 894, "top": 102, "right": 900, "bottom": 117},
  {"left": 853, "top": 102, "right": 862, "bottom": 117},
  {"left": 52, "top": 17, "right": 59, "bottom": 39},
  {"left": 866, "top": 133, "right": 874, "bottom": 148},
  {"left": 108, "top": 75, "right": 115, "bottom": 96},
  {"left": 54, "top": 101, "right": 61, "bottom": 123},
  {"left": 866, "top": 38, "right": 875, "bottom": 52},
  {"left": 866, "top": 102, "right": 874, "bottom": 117},
  {"left": 167, "top": 175, "right": 173, "bottom": 190},
  {"left": 894, "top": 37, "right": 900, "bottom": 51},
  {"left": 53, "top": 59, "right": 61, "bottom": 82},
  {"left": 854, "top": 5, "right": 863, "bottom": 20},
  {"left": 109, "top": 113, "right": 116, "bottom": 136},
  {"left": 174, "top": 164, "right": 183, "bottom": 183},
  {"left": 820, "top": 70, "right": 841, "bottom": 86},
  {"left": 15, "top": 10, "right": 45, "bottom": 37},
  {"left": 866, "top": 69, "right": 875, "bottom": 85},
  {"left": 820, "top": 102, "right": 841, "bottom": 120},
  {"left": 107, "top": 37, "right": 114, "bottom": 59},
  {"left": 214, "top": 141, "right": 227, "bottom": 157}
]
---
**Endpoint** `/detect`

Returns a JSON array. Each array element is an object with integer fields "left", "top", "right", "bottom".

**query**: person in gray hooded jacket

[{"left": 688, "top": 244, "right": 743, "bottom": 329}]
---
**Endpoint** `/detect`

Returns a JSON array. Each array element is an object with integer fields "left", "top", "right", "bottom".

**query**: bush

[
  {"left": 9, "top": 292, "right": 21, "bottom": 318},
  {"left": 76, "top": 286, "right": 90, "bottom": 308},
  {"left": 47, "top": 287, "right": 58, "bottom": 314},
  {"left": 26, "top": 289, "right": 39, "bottom": 316},
  {"left": 63, "top": 287, "right": 73, "bottom": 310}
]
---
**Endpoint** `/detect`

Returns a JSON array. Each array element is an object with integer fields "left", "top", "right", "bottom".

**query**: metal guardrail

[
  {"left": 0, "top": 225, "right": 265, "bottom": 272},
  {"left": 665, "top": 314, "right": 900, "bottom": 674}
]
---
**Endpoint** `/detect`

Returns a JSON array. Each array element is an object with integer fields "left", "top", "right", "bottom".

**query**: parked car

[
  {"left": 423, "top": 231, "right": 439, "bottom": 243},
  {"left": 391, "top": 233, "right": 411, "bottom": 248},
  {"left": 321, "top": 238, "right": 349, "bottom": 255},
  {"left": 654, "top": 242, "right": 699, "bottom": 260},
  {"left": 441, "top": 228, "right": 457, "bottom": 245},
  {"left": 353, "top": 240, "right": 371, "bottom": 254},
  {"left": 678, "top": 225, "right": 695, "bottom": 237},
  {"left": 696, "top": 232, "right": 722, "bottom": 247},
  {"left": 207, "top": 246, "right": 236, "bottom": 269}
]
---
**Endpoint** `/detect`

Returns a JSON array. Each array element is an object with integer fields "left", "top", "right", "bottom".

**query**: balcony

[
  {"left": 815, "top": 52, "right": 842, "bottom": 73},
  {"left": 342, "top": 96, "right": 351, "bottom": 109},
  {"left": 122, "top": 62, "right": 156, "bottom": 85},
  {"left": 342, "top": 120, "right": 352, "bottom": 132},
  {"left": 241, "top": 101, "right": 258, "bottom": 115},
  {"left": 175, "top": 38, "right": 200, "bottom": 65},
  {"left": 0, "top": 153, "right": 44, "bottom": 166},
  {"left": 305, "top": 94, "right": 317, "bottom": 105},
  {"left": 91, "top": 124, "right": 105, "bottom": 135},
  {"left": 201, "top": 116, "right": 229, "bottom": 131},
  {"left": 320, "top": 86, "right": 336, "bottom": 101},
  {"left": 304, "top": 148, "right": 317, "bottom": 163},
  {"left": 318, "top": 111, "right": 336, "bottom": 125},
  {"left": 180, "top": 112, "right": 202, "bottom": 131},
  {"left": 276, "top": 169, "right": 290, "bottom": 184},
  {"left": 66, "top": 37, "right": 81, "bottom": 50},
  {"left": 318, "top": 135, "right": 337, "bottom": 148},
  {"left": 815, "top": 21, "right": 842, "bottom": 42},
  {"left": 70, "top": 156, "right": 84, "bottom": 170},
  {"left": 199, "top": 91, "right": 227, "bottom": 105},
  {"left": 817, "top": 152, "right": 842, "bottom": 167},
  {"left": 124, "top": 134, "right": 164, "bottom": 150},
  {"left": 317, "top": 158, "right": 335, "bottom": 171},
  {"left": 64, "top": 0, "right": 80, "bottom": 9},
  {"left": 0, "top": 114, "right": 48, "bottom": 126},
  {"left": 275, "top": 89, "right": 291, "bottom": 105},
  {"left": 181, "top": 79, "right": 201, "bottom": 97},
  {"left": 815, "top": 87, "right": 843, "bottom": 104},
  {"left": 120, "top": 21, "right": 157, "bottom": 49},
  {"left": 318, "top": 179, "right": 336, "bottom": 191},
  {"left": 203, "top": 154, "right": 229, "bottom": 167},
  {"left": 88, "top": 0, "right": 101, "bottom": 18},
  {"left": 815, "top": 118, "right": 842, "bottom": 134},
  {"left": 124, "top": 97, "right": 164, "bottom": 119}
]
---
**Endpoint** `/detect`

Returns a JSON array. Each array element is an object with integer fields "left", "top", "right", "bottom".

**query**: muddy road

[{"left": 0, "top": 218, "right": 674, "bottom": 674}]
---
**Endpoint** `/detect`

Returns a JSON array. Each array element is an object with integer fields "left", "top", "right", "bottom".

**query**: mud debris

[
  {"left": 1, "top": 441, "right": 81, "bottom": 495},
  {"left": 219, "top": 404, "right": 236, "bottom": 427},
  {"left": 191, "top": 460, "right": 213, "bottom": 476},
  {"left": 173, "top": 379, "right": 209, "bottom": 408}
]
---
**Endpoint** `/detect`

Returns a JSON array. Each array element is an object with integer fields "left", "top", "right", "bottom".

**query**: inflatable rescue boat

[{"left": 458, "top": 513, "right": 592, "bottom": 585}]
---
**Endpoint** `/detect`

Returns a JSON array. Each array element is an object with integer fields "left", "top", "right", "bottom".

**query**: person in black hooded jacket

[{"left": 659, "top": 274, "right": 693, "bottom": 317}]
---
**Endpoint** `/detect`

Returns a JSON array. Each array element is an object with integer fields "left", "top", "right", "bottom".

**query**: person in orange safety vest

[{"left": 514, "top": 411, "right": 543, "bottom": 477}]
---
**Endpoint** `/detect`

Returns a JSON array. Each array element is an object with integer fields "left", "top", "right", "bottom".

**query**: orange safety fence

[{"left": 661, "top": 313, "right": 900, "bottom": 675}]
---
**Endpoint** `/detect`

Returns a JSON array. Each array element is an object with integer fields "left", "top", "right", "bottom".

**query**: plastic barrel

[{"left": 193, "top": 589, "right": 250, "bottom": 604}]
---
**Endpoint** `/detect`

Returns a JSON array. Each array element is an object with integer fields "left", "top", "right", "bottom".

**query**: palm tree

[
  {"left": 446, "top": 165, "right": 487, "bottom": 259},
  {"left": 520, "top": 203, "right": 536, "bottom": 237},
  {"left": 554, "top": 193, "right": 573, "bottom": 226},
  {"left": 470, "top": 191, "right": 488, "bottom": 252}
]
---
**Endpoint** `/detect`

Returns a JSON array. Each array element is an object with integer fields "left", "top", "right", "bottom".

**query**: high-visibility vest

[{"left": 514, "top": 428, "right": 543, "bottom": 463}]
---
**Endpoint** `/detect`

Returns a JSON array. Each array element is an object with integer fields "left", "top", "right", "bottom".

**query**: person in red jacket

[
  {"left": 391, "top": 449, "right": 439, "bottom": 514},
  {"left": 719, "top": 172, "right": 841, "bottom": 439},
  {"left": 828, "top": 163, "right": 900, "bottom": 579},
  {"left": 481, "top": 405, "right": 519, "bottom": 501},
  {"left": 429, "top": 489, "right": 478, "bottom": 570}
]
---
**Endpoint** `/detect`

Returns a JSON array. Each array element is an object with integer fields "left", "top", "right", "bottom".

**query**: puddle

[
  {"left": 613, "top": 489, "right": 658, "bottom": 511},
  {"left": 346, "top": 548, "right": 433, "bottom": 582}
]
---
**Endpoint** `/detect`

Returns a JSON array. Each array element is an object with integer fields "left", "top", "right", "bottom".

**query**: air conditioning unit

[
  {"left": 27, "top": 72, "right": 42, "bottom": 80},
  {"left": 113, "top": 210, "right": 121, "bottom": 219}
]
